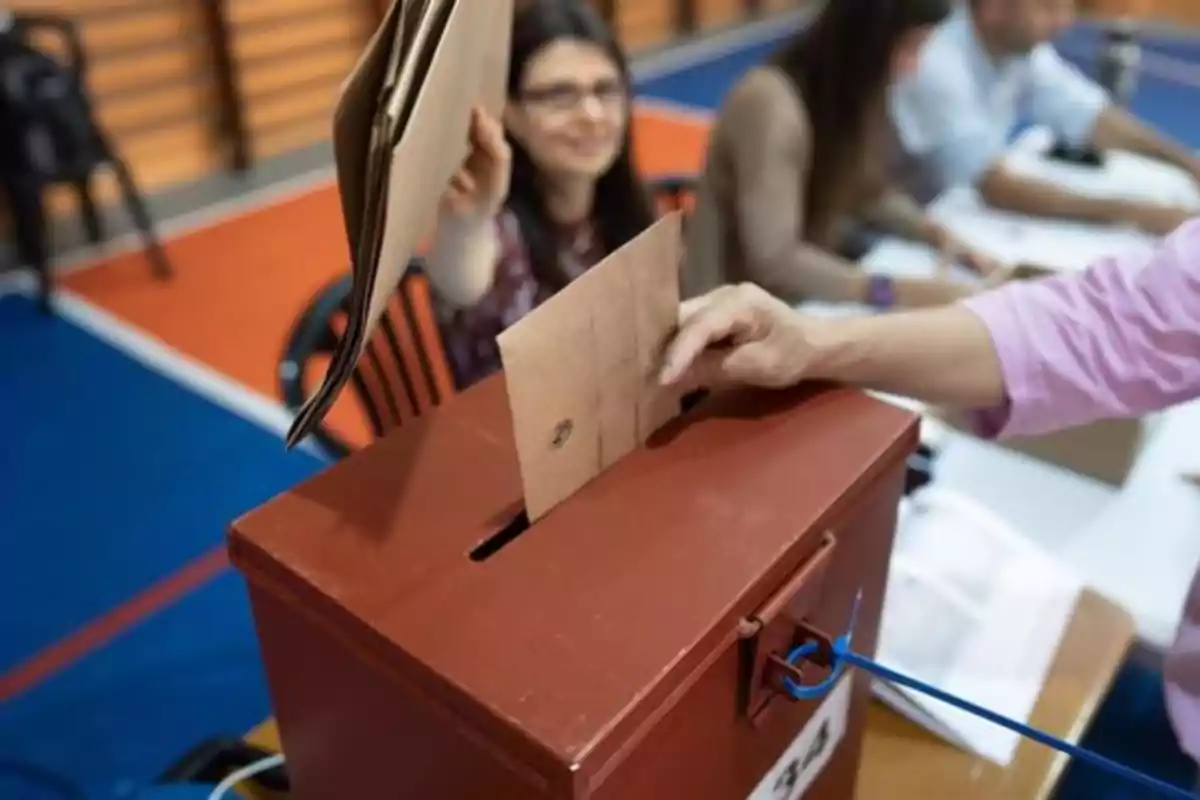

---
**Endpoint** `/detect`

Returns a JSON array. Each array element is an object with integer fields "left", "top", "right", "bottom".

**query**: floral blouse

[{"left": 436, "top": 210, "right": 605, "bottom": 389}]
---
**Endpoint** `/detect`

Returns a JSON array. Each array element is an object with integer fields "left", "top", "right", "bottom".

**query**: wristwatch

[{"left": 865, "top": 274, "right": 897, "bottom": 310}]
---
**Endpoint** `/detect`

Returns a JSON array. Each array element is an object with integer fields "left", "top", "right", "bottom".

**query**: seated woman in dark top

[
  {"left": 425, "top": 0, "right": 654, "bottom": 388},
  {"left": 683, "top": 0, "right": 1003, "bottom": 310}
]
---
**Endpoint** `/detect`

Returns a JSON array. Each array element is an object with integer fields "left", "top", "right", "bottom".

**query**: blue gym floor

[{"left": 2, "top": 18, "right": 1199, "bottom": 799}]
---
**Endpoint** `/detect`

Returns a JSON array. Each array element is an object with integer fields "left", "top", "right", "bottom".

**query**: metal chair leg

[
  {"left": 74, "top": 174, "right": 103, "bottom": 244},
  {"left": 102, "top": 138, "right": 171, "bottom": 280}
]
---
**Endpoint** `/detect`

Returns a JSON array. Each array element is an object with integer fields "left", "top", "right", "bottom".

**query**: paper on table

[
  {"left": 930, "top": 187, "right": 1155, "bottom": 273},
  {"left": 497, "top": 213, "right": 685, "bottom": 521},
  {"left": 873, "top": 487, "right": 1081, "bottom": 766},
  {"left": 286, "top": 0, "right": 513, "bottom": 448}
]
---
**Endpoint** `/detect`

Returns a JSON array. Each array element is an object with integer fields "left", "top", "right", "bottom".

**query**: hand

[
  {"left": 440, "top": 106, "right": 511, "bottom": 220},
  {"left": 659, "top": 284, "right": 813, "bottom": 390},
  {"left": 930, "top": 228, "right": 1004, "bottom": 279},
  {"left": 981, "top": 262, "right": 1016, "bottom": 289},
  {"left": 955, "top": 247, "right": 1005, "bottom": 279},
  {"left": 1121, "top": 203, "right": 1195, "bottom": 238}
]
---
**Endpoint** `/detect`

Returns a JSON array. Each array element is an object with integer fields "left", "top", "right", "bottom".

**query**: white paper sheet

[{"left": 872, "top": 487, "right": 1082, "bottom": 766}]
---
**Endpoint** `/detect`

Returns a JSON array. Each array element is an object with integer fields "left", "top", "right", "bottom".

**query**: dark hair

[
  {"left": 505, "top": 0, "right": 655, "bottom": 292},
  {"left": 774, "top": 0, "right": 951, "bottom": 241}
]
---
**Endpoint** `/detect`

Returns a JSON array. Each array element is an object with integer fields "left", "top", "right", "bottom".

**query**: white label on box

[{"left": 746, "top": 676, "right": 853, "bottom": 800}]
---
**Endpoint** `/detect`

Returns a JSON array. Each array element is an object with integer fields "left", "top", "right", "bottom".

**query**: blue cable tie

[{"left": 781, "top": 628, "right": 1195, "bottom": 798}]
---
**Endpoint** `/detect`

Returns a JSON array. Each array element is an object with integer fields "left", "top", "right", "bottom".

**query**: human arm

[
  {"left": 726, "top": 71, "right": 973, "bottom": 308},
  {"left": 857, "top": 186, "right": 937, "bottom": 244},
  {"left": 660, "top": 220, "right": 1200, "bottom": 436},
  {"left": 984, "top": 46, "right": 1195, "bottom": 231},
  {"left": 1033, "top": 41, "right": 1200, "bottom": 177},
  {"left": 1088, "top": 105, "right": 1200, "bottom": 180},
  {"left": 423, "top": 107, "right": 510, "bottom": 307},
  {"left": 891, "top": 45, "right": 1185, "bottom": 232},
  {"left": 857, "top": 186, "right": 1004, "bottom": 276}
]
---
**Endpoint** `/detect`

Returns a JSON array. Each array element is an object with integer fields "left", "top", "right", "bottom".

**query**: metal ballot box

[{"left": 230, "top": 377, "right": 917, "bottom": 799}]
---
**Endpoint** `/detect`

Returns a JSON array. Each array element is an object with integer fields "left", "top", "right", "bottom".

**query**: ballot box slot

[
  {"left": 738, "top": 531, "right": 838, "bottom": 727},
  {"left": 468, "top": 505, "right": 531, "bottom": 561}
]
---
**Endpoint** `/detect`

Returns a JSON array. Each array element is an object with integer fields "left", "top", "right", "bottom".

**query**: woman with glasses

[
  {"left": 683, "top": 0, "right": 1003, "bottom": 311},
  {"left": 425, "top": 0, "right": 653, "bottom": 388}
]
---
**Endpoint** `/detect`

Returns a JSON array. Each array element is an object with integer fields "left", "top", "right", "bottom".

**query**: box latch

[{"left": 737, "top": 531, "right": 837, "bottom": 726}]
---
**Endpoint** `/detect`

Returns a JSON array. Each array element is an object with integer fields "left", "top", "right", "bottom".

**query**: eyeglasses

[{"left": 519, "top": 78, "right": 626, "bottom": 113}]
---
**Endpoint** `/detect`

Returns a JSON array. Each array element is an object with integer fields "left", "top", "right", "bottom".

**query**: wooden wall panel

[
  {"left": 228, "top": 0, "right": 374, "bottom": 160},
  {"left": 614, "top": 0, "right": 677, "bottom": 51},
  {"left": 696, "top": 0, "right": 747, "bottom": 30},
  {"left": 1082, "top": 0, "right": 1200, "bottom": 24},
  {"left": 2, "top": 0, "right": 803, "bottom": 234}
]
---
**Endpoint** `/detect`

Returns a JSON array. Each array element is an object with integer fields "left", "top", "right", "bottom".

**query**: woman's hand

[
  {"left": 928, "top": 224, "right": 1005, "bottom": 278},
  {"left": 953, "top": 246, "right": 1005, "bottom": 279},
  {"left": 659, "top": 284, "right": 814, "bottom": 390},
  {"left": 440, "top": 106, "right": 511, "bottom": 220}
]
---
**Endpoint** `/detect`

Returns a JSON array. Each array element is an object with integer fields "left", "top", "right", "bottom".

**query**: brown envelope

[
  {"left": 286, "top": 0, "right": 514, "bottom": 448},
  {"left": 328, "top": 0, "right": 404, "bottom": 260},
  {"left": 497, "top": 213, "right": 686, "bottom": 521}
]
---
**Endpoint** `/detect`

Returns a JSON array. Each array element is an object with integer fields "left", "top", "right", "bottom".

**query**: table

[
  {"left": 857, "top": 589, "right": 1133, "bottom": 799},
  {"left": 920, "top": 126, "right": 1199, "bottom": 273},
  {"left": 234, "top": 590, "right": 1132, "bottom": 800}
]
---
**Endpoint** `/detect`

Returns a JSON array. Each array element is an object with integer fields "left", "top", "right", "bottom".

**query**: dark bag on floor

[{"left": 0, "top": 30, "right": 102, "bottom": 182}]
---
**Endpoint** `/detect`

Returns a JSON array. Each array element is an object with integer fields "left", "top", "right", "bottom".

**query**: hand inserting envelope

[{"left": 287, "top": 0, "right": 685, "bottom": 521}]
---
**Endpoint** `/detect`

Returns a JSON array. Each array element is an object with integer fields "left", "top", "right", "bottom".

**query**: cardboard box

[{"left": 938, "top": 407, "right": 1155, "bottom": 487}]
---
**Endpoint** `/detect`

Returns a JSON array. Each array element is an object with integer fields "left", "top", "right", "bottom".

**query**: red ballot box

[{"left": 230, "top": 377, "right": 917, "bottom": 799}]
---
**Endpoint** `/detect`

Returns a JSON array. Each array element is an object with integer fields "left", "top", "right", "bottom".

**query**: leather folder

[{"left": 286, "top": 0, "right": 513, "bottom": 447}]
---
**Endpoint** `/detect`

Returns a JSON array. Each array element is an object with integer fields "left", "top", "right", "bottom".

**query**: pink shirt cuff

[{"left": 960, "top": 287, "right": 1047, "bottom": 440}]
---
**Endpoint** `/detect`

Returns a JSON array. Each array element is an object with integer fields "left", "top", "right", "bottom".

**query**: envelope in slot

[{"left": 497, "top": 212, "right": 685, "bottom": 521}]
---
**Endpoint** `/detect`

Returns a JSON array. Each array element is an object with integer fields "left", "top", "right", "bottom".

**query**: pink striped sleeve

[{"left": 961, "top": 219, "right": 1200, "bottom": 439}]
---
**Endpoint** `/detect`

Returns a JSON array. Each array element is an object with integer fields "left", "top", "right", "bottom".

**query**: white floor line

[
  {"left": 631, "top": 10, "right": 807, "bottom": 82},
  {"left": 5, "top": 277, "right": 326, "bottom": 460}
]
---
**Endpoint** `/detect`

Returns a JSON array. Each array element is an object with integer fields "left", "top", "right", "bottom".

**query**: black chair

[
  {"left": 278, "top": 258, "right": 456, "bottom": 459},
  {"left": 0, "top": 13, "right": 170, "bottom": 312}
]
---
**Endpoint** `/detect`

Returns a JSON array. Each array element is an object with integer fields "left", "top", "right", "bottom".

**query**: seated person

[
  {"left": 889, "top": 0, "right": 1196, "bottom": 235},
  {"left": 425, "top": 0, "right": 654, "bottom": 388},
  {"left": 683, "top": 0, "right": 997, "bottom": 310}
]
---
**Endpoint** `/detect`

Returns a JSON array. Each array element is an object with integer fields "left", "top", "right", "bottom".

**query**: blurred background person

[
  {"left": 425, "top": 0, "right": 654, "bottom": 388},
  {"left": 890, "top": 0, "right": 1197, "bottom": 234},
  {"left": 682, "top": 0, "right": 1001, "bottom": 311}
]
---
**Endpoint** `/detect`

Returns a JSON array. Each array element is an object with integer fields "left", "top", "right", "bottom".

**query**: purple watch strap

[{"left": 866, "top": 275, "right": 896, "bottom": 310}]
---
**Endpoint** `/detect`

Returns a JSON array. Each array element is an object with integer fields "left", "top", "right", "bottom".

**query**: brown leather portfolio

[{"left": 230, "top": 379, "right": 918, "bottom": 799}]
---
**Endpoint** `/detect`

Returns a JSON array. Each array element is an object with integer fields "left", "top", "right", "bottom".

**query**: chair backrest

[
  {"left": 0, "top": 14, "right": 97, "bottom": 179},
  {"left": 6, "top": 14, "right": 87, "bottom": 84},
  {"left": 279, "top": 259, "right": 456, "bottom": 458}
]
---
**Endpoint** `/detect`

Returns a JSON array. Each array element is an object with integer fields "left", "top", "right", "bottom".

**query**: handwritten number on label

[{"left": 772, "top": 720, "right": 830, "bottom": 800}]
